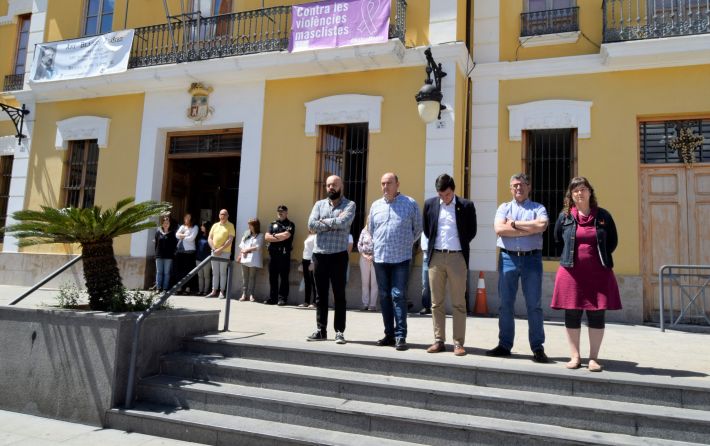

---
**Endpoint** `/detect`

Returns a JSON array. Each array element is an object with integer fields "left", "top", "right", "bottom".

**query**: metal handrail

[
  {"left": 520, "top": 6, "right": 579, "bottom": 37},
  {"left": 124, "top": 254, "right": 233, "bottom": 408},
  {"left": 658, "top": 264, "right": 710, "bottom": 331},
  {"left": 129, "top": 0, "right": 407, "bottom": 68},
  {"left": 9, "top": 255, "right": 83, "bottom": 305}
]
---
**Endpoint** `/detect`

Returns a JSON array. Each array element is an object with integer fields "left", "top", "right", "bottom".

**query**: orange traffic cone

[{"left": 473, "top": 271, "right": 488, "bottom": 316}]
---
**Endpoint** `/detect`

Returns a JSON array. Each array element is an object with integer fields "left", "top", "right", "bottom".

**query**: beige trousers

[{"left": 429, "top": 251, "right": 468, "bottom": 346}]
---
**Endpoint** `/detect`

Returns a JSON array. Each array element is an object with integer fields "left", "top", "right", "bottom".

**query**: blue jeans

[
  {"left": 497, "top": 251, "right": 545, "bottom": 351},
  {"left": 374, "top": 260, "right": 410, "bottom": 340},
  {"left": 155, "top": 258, "right": 173, "bottom": 290},
  {"left": 421, "top": 252, "right": 431, "bottom": 309}
]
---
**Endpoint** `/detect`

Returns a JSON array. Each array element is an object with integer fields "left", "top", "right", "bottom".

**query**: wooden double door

[{"left": 640, "top": 165, "right": 710, "bottom": 320}]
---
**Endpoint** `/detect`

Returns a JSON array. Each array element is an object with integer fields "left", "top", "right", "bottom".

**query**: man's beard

[{"left": 328, "top": 190, "right": 341, "bottom": 200}]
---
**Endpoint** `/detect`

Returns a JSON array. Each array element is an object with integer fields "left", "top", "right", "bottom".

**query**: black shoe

[
  {"left": 532, "top": 348, "right": 549, "bottom": 363},
  {"left": 264, "top": 299, "right": 277, "bottom": 305},
  {"left": 485, "top": 345, "right": 511, "bottom": 357},
  {"left": 277, "top": 299, "right": 287, "bottom": 306},
  {"left": 419, "top": 307, "right": 431, "bottom": 315},
  {"left": 395, "top": 338, "right": 408, "bottom": 351},
  {"left": 306, "top": 330, "right": 327, "bottom": 341},
  {"left": 376, "top": 336, "right": 396, "bottom": 346}
]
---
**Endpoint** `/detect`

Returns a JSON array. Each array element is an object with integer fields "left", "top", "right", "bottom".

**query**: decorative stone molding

[
  {"left": 0, "top": 135, "right": 17, "bottom": 154},
  {"left": 519, "top": 31, "right": 580, "bottom": 48},
  {"left": 0, "top": 0, "right": 33, "bottom": 25},
  {"left": 55, "top": 116, "right": 111, "bottom": 150},
  {"left": 304, "top": 94, "right": 383, "bottom": 136},
  {"left": 508, "top": 100, "right": 592, "bottom": 141}
]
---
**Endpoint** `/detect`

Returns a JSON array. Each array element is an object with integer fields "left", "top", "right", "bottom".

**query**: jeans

[
  {"left": 211, "top": 252, "right": 231, "bottom": 292},
  {"left": 241, "top": 264, "right": 258, "bottom": 297},
  {"left": 196, "top": 259, "right": 212, "bottom": 293},
  {"left": 313, "top": 251, "right": 349, "bottom": 334},
  {"left": 374, "top": 260, "right": 410, "bottom": 340},
  {"left": 421, "top": 252, "right": 431, "bottom": 309},
  {"left": 268, "top": 251, "right": 291, "bottom": 300},
  {"left": 497, "top": 251, "right": 545, "bottom": 351},
  {"left": 155, "top": 258, "right": 173, "bottom": 290}
]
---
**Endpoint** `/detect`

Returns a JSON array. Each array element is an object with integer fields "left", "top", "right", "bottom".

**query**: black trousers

[
  {"left": 312, "top": 251, "right": 349, "bottom": 334},
  {"left": 302, "top": 259, "right": 317, "bottom": 304},
  {"left": 268, "top": 251, "right": 291, "bottom": 300},
  {"left": 175, "top": 251, "right": 197, "bottom": 292}
]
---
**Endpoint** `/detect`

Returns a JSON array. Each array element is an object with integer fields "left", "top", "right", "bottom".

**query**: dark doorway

[
  {"left": 164, "top": 129, "right": 242, "bottom": 226},
  {"left": 165, "top": 157, "right": 240, "bottom": 225}
]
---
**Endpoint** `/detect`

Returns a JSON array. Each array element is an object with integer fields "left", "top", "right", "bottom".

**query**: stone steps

[
  {"left": 105, "top": 336, "right": 710, "bottom": 445},
  {"left": 153, "top": 354, "right": 710, "bottom": 443},
  {"left": 182, "top": 337, "right": 710, "bottom": 410}
]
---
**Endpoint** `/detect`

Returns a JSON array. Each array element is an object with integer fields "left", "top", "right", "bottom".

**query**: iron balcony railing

[
  {"left": 129, "top": 0, "right": 407, "bottom": 69},
  {"left": 520, "top": 6, "right": 579, "bottom": 37},
  {"left": 603, "top": 0, "right": 710, "bottom": 43},
  {"left": 2, "top": 73, "right": 24, "bottom": 92}
]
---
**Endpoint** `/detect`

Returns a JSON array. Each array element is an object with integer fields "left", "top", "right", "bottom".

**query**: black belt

[
  {"left": 434, "top": 249, "right": 461, "bottom": 253},
  {"left": 500, "top": 248, "right": 540, "bottom": 257}
]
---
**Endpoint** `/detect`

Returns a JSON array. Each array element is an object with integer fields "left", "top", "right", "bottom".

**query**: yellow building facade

[
  {"left": 470, "top": 0, "right": 710, "bottom": 322},
  {"left": 0, "top": 0, "right": 472, "bottom": 299},
  {"left": 2, "top": 0, "right": 709, "bottom": 323}
]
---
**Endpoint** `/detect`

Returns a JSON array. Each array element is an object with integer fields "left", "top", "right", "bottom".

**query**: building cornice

[
  {"left": 18, "top": 40, "right": 471, "bottom": 103},
  {"left": 0, "top": 0, "right": 32, "bottom": 25},
  {"left": 472, "top": 33, "right": 710, "bottom": 81}
]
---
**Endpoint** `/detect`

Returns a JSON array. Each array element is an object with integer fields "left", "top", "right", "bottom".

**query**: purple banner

[{"left": 288, "top": 0, "right": 391, "bottom": 52}]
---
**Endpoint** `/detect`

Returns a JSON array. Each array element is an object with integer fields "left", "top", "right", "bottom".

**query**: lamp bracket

[{"left": 0, "top": 102, "right": 30, "bottom": 145}]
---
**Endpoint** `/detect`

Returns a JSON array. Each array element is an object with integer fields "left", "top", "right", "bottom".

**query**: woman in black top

[{"left": 154, "top": 215, "right": 177, "bottom": 291}]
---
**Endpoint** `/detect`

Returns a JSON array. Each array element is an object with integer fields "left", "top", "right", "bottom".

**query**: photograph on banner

[
  {"left": 29, "top": 30, "right": 135, "bottom": 83},
  {"left": 288, "top": 0, "right": 390, "bottom": 53}
]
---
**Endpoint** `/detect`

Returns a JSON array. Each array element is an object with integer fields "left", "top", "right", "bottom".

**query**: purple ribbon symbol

[{"left": 358, "top": 0, "right": 383, "bottom": 35}]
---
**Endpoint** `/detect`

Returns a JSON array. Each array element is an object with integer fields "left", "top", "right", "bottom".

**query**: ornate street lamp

[
  {"left": 0, "top": 102, "right": 30, "bottom": 145},
  {"left": 415, "top": 48, "right": 447, "bottom": 123}
]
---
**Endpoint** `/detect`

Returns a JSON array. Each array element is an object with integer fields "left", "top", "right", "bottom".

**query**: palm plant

[{"left": 2, "top": 197, "right": 171, "bottom": 311}]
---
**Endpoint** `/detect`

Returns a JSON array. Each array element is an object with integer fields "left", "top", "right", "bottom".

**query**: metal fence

[
  {"left": 129, "top": 0, "right": 407, "bottom": 69},
  {"left": 521, "top": 6, "right": 579, "bottom": 37},
  {"left": 658, "top": 264, "right": 710, "bottom": 331},
  {"left": 603, "top": 0, "right": 710, "bottom": 43},
  {"left": 2, "top": 74, "right": 24, "bottom": 92}
]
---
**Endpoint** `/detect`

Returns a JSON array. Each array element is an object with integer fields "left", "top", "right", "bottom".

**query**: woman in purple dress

[{"left": 551, "top": 177, "right": 621, "bottom": 372}]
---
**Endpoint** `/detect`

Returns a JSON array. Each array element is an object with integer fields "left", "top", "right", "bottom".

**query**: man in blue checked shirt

[
  {"left": 306, "top": 175, "right": 356, "bottom": 344},
  {"left": 368, "top": 172, "right": 422, "bottom": 351},
  {"left": 486, "top": 173, "right": 550, "bottom": 363}
]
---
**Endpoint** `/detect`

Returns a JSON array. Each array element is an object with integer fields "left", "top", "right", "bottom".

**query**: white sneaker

[{"left": 335, "top": 331, "right": 346, "bottom": 344}]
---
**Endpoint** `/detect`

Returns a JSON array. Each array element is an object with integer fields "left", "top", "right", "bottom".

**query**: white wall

[{"left": 130, "top": 81, "right": 266, "bottom": 257}]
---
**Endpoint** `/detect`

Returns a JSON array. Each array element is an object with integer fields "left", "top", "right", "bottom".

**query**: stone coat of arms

[{"left": 187, "top": 83, "right": 214, "bottom": 122}]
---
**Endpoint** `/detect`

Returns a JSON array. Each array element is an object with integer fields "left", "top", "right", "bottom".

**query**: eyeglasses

[
  {"left": 572, "top": 187, "right": 589, "bottom": 194},
  {"left": 219, "top": 213, "right": 227, "bottom": 216},
  {"left": 510, "top": 183, "right": 526, "bottom": 189}
]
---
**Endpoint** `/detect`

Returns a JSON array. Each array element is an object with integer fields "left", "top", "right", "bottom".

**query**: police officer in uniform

[{"left": 265, "top": 205, "right": 295, "bottom": 305}]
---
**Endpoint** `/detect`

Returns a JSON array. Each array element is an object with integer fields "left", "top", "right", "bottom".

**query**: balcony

[
  {"left": 129, "top": 0, "right": 407, "bottom": 69},
  {"left": 520, "top": 7, "right": 579, "bottom": 37},
  {"left": 603, "top": 0, "right": 710, "bottom": 43},
  {"left": 2, "top": 74, "right": 24, "bottom": 92}
]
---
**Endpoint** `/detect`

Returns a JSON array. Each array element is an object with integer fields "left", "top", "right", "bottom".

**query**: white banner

[{"left": 29, "top": 30, "right": 135, "bottom": 83}]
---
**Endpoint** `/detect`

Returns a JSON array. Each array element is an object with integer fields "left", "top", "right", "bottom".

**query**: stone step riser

[
  {"left": 105, "top": 411, "right": 317, "bottom": 446},
  {"left": 156, "top": 359, "right": 710, "bottom": 444},
  {"left": 181, "top": 340, "right": 710, "bottom": 411},
  {"left": 134, "top": 384, "right": 582, "bottom": 446}
]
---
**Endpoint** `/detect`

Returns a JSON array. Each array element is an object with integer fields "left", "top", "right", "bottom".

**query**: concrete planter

[{"left": 0, "top": 306, "right": 219, "bottom": 426}]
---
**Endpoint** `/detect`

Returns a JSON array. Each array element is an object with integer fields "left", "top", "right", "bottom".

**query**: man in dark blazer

[{"left": 423, "top": 174, "right": 477, "bottom": 356}]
